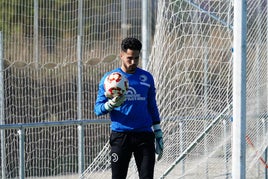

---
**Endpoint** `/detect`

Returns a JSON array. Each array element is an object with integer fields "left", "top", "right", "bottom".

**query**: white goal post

[{"left": 232, "top": 0, "right": 247, "bottom": 178}]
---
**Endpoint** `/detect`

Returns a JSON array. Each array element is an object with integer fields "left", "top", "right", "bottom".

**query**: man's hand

[
  {"left": 104, "top": 92, "right": 113, "bottom": 99},
  {"left": 104, "top": 95, "right": 126, "bottom": 111},
  {"left": 153, "top": 124, "right": 164, "bottom": 161}
]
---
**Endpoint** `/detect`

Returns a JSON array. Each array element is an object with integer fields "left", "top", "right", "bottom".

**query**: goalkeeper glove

[
  {"left": 104, "top": 95, "right": 126, "bottom": 111},
  {"left": 153, "top": 124, "right": 164, "bottom": 161},
  {"left": 104, "top": 92, "right": 113, "bottom": 99}
]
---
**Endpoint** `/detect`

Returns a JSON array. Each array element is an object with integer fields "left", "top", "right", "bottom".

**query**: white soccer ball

[{"left": 104, "top": 72, "right": 129, "bottom": 98}]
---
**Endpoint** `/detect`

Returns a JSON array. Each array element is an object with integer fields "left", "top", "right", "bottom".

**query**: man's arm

[
  {"left": 94, "top": 75, "right": 126, "bottom": 116},
  {"left": 94, "top": 77, "right": 110, "bottom": 116}
]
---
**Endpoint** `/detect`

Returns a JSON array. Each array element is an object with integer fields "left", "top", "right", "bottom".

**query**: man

[{"left": 94, "top": 37, "right": 163, "bottom": 179}]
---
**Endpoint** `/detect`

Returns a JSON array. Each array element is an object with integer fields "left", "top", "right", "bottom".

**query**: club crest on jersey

[{"left": 139, "top": 75, "right": 147, "bottom": 82}]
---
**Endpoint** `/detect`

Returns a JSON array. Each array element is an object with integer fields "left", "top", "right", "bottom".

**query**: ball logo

[
  {"left": 107, "top": 72, "right": 122, "bottom": 83},
  {"left": 111, "top": 153, "right": 119, "bottom": 163}
]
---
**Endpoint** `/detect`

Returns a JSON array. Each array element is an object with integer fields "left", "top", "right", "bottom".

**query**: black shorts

[{"left": 110, "top": 131, "right": 155, "bottom": 179}]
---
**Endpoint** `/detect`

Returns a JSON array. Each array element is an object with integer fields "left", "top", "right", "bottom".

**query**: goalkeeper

[{"left": 94, "top": 37, "right": 163, "bottom": 179}]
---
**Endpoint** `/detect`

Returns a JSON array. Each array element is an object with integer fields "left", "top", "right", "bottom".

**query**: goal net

[
  {"left": 147, "top": 0, "right": 268, "bottom": 178},
  {"left": 0, "top": 0, "right": 148, "bottom": 178},
  {"left": 83, "top": 0, "right": 268, "bottom": 178}
]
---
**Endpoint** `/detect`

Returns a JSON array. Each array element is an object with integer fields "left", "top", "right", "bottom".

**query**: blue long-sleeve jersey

[{"left": 94, "top": 67, "right": 160, "bottom": 132}]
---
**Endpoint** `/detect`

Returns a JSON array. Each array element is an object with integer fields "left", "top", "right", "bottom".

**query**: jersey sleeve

[
  {"left": 94, "top": 75, "right": 109, "bottom": 116},
  {"left": 147, "top": 74, "right": 161, "bottom": 125}
]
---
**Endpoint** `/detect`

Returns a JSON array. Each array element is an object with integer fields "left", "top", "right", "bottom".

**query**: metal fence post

[
  {"left": 77, "top": 0, "right": 84, "bottom": 175},
  {"left": 34, "top": 0, "right": 39, "bottom": 68},
  {"left": 0, "top": 31, "right": 6, "bottom": 179},
  {"left": 18, "top": 128, "right": 25, "bottom": 179},
  {"left": 78, "top": 124, "right": 85, "bottom": 177}
]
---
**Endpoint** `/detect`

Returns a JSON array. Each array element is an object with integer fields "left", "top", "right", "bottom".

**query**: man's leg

[
  {"left": 134, "top": 132, "right": 155, "bottom": 179},
  {"left": 110, "top": 132, "right": 132, "bottom": 179}
]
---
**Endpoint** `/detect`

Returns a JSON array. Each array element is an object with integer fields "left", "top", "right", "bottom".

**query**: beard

[{"left": 128, "top": 65, "right": 137, "bottom": 73}]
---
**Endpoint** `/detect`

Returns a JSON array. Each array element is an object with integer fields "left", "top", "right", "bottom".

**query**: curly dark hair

[{"left": 121, "top": 37, "right": 142, "bottom": 52}]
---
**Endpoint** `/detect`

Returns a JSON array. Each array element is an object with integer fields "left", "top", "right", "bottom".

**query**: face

[{"left": 120, "top": 49, "right": 140, "bottom": 74}]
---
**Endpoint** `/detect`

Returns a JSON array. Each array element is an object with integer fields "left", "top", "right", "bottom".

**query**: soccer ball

[{"left": 104, "top": 72, "right": 129, "bottom": 98}]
